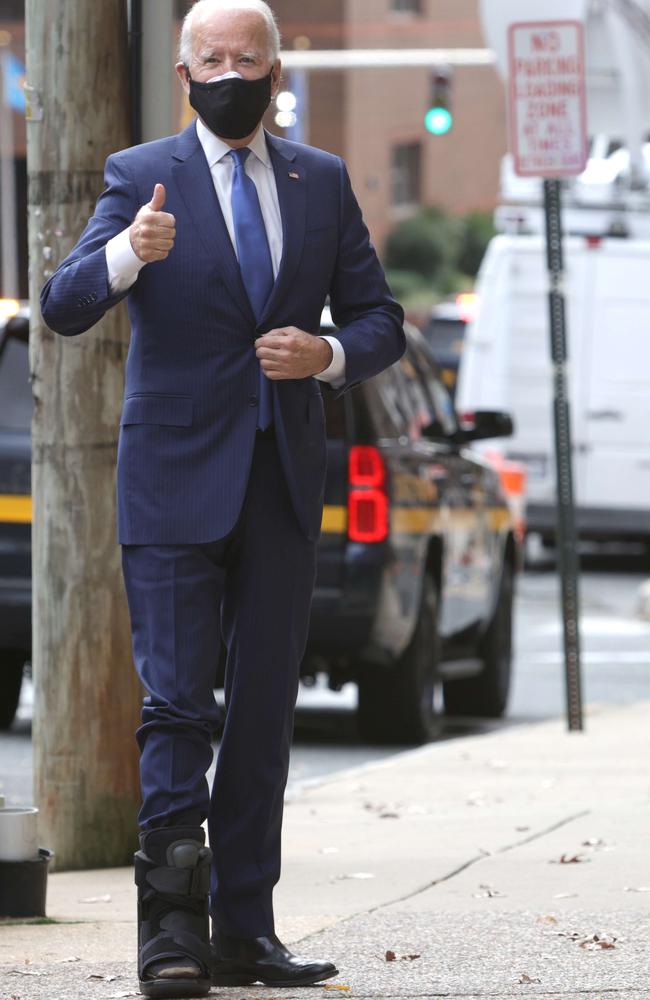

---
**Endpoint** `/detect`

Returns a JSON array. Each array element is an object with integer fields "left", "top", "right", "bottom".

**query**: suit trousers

[{"left": 121, "top": 435, "right": 318, "bottom": 938}]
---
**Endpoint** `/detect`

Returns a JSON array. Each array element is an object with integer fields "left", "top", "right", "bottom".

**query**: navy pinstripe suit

[{"left": 41, "top": 123, "right": 405, "bottom": 937}]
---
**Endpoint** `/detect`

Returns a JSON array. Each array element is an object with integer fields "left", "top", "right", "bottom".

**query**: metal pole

[
  {"left": 543, "top": 178, "right": 584, "bottom": 732},
  {"left": 0, "top": 48, "right": 19, "bottom": 298},
  {"left": 129, "top": 0, "right": 143, "bottom": 145},
  {"left": 140, "top": 0, "right": 175, "bottom": 142}
]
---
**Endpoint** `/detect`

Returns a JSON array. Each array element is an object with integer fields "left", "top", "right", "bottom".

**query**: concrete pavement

[{"left": 1, "top": 700, "right": 649, "bottom": 998}]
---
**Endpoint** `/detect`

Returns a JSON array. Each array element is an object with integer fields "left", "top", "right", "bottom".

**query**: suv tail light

[{"left": 348, "top": 446, "right": 389, "bottom": 543}]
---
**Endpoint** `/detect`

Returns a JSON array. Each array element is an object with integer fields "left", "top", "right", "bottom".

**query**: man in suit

[{"left": 41, "top": 1, "right": 404, "bottom": 996}]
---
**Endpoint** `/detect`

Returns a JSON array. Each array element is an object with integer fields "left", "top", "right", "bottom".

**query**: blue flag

[{"left": 2, "top": 51, "right": 26, "bottom": 113}]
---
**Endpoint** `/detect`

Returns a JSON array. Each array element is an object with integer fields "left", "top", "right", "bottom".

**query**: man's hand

[
  {"left": 255, "top": 327, "right": 333, "bottom": 380},
  {"left": 129, "top": 184, "right": 176, "bottom": 263}
]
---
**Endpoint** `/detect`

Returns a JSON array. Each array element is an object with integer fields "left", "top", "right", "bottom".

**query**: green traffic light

[{"left": 425, "top": 107, "right": 452, "bottom": 135}]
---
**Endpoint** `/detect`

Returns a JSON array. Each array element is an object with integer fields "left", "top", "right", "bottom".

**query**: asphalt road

[{"left": 1, "top": 546, "right": 649, "bottom": 809}]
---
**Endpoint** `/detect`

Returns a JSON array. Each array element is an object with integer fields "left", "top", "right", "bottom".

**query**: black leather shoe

[{"left": 211, "top": 930, "right": 338, "bottom": 987}]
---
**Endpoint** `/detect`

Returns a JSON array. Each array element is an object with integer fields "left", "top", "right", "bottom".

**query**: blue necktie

[{"left": 230, "top": 148, "right": 274, "bottom": 430}]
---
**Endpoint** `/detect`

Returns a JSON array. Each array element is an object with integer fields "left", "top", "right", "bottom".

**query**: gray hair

[{"left": 178, "top": 0, "right": 281, "bottom": 66}]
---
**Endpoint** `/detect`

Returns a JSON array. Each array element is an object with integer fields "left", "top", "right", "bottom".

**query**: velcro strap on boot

[
  {"left": 134, "top": 851, "right": 211, "bottom": 898},
  {"left": 139, "top": 918, "right": 211, "bottom": 980}
]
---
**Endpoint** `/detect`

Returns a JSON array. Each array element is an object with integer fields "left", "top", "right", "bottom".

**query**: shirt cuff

[
  {"left": 105, "top": 226, "right": 146, "bottom": 294},
  {"left": 315, "top": 335, "right": 346, "bottom": 387}
]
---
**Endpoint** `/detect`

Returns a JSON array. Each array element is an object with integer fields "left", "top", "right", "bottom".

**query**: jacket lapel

[
  {"left": 259, "top": 131, "right": 307, "bottom": 326},
  {"left": 170, "top": 123, "right": 255, "bottom": 326}
]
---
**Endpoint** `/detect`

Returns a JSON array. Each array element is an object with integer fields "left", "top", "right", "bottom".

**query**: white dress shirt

[{"left": 105, "top": 120, "right": 345, "bottom": 385}]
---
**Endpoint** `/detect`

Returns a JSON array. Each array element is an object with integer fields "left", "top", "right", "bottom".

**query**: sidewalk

[{"left": 2, "top": 700, "right": 649, "bottom": 998}]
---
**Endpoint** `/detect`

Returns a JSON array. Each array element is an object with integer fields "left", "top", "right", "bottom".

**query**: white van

[{"left": 456, "top": 233, "right": 650, "bottom": 543}]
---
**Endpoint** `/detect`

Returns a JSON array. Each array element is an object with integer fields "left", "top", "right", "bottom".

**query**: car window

[
  {"left": 423, "top": 318, "right": 466, "bottom": 364},
  {"left": 365, "top": 366, "right": 409, "bottom": 439},
  {"left": 0, "top": 338, "right": 32, "bottom": 431},
  {"left": 398, "top": 350, "right": 439, "bottom": 440},
  {"left": 408, "top": 342, "right": 459, "bottom": 438}
]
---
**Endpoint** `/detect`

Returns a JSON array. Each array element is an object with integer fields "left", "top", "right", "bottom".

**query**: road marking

[
  {"left": 534, "top": 616, "right": 650, "bottom": 637},
  {"left": 522, "top": 651, "right": 650, "bottom": 665}
]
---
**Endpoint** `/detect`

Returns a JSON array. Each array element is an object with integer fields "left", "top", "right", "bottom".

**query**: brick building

[
  {"left": 268, "top": 0, "right": 509, "bottom": 249},
  {"left": 0, "top": 0, "right": 510, "bottom": 297}
]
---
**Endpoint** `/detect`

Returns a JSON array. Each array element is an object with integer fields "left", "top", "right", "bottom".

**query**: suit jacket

[{"left": 40, "top": 124, "right": 405, "bottom": 544}]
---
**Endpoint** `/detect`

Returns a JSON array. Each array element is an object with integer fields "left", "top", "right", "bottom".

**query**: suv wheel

[
  {"left": 0, "top": 650, "right": 26, "bottom": 730},
  {"left": 357, "top": 577, "right": 439, "bottom": 745},
  {"left": 443, "top": 562, "right": 513, "bottom": 717}
]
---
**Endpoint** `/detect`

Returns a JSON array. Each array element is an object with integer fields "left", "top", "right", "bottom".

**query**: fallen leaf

[
  {"left": 402, "top": 954, "right": 420, "bottom": 961},
  {"left": 385, "top": 951, "right": 397, "bottom": 962},
  {"left": 56, "top": 956, "right": 81, "bottom": 963},
  {"left": 580, "top": 933, "right": 617, "bottom": 950},
  {"left": 473, "top": 883, "right": 505, "bottom": 898},
  {"left": 556, "top": 930, "right": 618, "bottom": 950},
  {"left": 518, "top": 973, "right": 541, "bottom": 983},
  {"left": 537, "top": 914, "right": 558, "bottom": 925},
  {"left": 379, "top": 812, "right": 400, "bottom": 819},
  {"left": 79, "top": 894, "right": 112, "bottom": 903},
  {"left": 86, "top": 974, "right": 118, "bottom": 982},
  {"left": 323, "top": 985, "right": 350, "bottom": 992},
  {"left": 551, "top": 853, "right": 589, "bottom": 864},
  {"left": 8, "top": 969, "right": 45, "bottom": 977}
]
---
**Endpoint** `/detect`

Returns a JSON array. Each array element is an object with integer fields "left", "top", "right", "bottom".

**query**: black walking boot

[
  {"left": 135, "top": 826, "right": 212, "bottom": 998},
  {"left": 211, "top": 929, "right": 338, "bottom": 987}
]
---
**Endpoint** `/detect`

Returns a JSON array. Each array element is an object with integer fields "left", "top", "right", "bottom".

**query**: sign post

[{"left": 507, "top": 21, "right": 588, "bottom": 731}]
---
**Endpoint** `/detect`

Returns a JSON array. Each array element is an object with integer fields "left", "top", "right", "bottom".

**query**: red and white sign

[{"left": 507, "top": 20, "right": 588, "bottom": 178}]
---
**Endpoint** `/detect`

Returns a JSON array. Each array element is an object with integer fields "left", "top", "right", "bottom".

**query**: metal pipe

[
  {"left": 129, "top": 0, "right": 143, "bottom": 145},
  {"left": 280, "top": 48, "right": 496, "bottom": 70}
]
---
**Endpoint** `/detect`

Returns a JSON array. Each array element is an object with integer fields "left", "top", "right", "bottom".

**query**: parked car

[
  {"left": 304, "top": 310, "right": 518, "bottom": 742},
  {"left": 0, "top": 300, "right": 31, "bottom": 728},
  {"left": 0, "top": 306, "right": 518, "bottom": 743},
  {"left": 420, "top": 293, "right": 478, "bottom": 400}
]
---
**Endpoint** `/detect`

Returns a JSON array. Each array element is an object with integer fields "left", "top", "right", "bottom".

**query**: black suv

[
  {"left": 0, "top": 301, "right": 31, "bottom": 728},
  {"left": 0, "top": 308, "right": 517, "bottom": 742},
  {"left": 306, "top": 312, "right": 518, "bottom": 742}
]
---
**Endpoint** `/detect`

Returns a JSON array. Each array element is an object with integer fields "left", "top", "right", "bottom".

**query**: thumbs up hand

[{"left": 129, "top": 183, "right": 176, "bottom": 263}]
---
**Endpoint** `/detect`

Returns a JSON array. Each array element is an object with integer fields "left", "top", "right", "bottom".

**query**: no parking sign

[{"left": 508, "top": 21, "right": 588, "bottom": 178}]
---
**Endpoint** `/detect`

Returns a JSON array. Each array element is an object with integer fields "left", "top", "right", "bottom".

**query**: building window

[
  {"left": 391, "top": 142, "right": 421, "bottom": 207},
  {"left": 391, "top": 0, "right": 422, "bottom": 13}
]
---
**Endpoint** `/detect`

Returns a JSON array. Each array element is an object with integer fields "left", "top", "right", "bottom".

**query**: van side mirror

[{"left": 457, "top": 410, "right": 514, "bottom": 443}]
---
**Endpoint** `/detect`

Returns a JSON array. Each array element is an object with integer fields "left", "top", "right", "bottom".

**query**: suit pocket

[{"left": 120, "top": 394, "right": 193, "bottom": 426}]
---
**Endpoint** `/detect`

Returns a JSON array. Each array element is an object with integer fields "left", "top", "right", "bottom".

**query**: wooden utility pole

[{"left": 26, "top": 1, "right": 142, "bottom": 868}]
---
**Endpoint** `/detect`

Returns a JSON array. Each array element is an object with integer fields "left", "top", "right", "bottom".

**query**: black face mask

[{"left": 188, "top": 71, "right": 273, "bottom": 140}]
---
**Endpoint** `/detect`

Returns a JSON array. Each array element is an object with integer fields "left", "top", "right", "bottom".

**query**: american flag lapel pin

[{"left": 288, "top": 171, "right": 300, "bottom": 180}]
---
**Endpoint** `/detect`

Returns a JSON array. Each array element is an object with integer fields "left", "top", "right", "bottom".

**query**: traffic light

[{"left": 425, "top": 69, "right": 453, "bottom": 136}]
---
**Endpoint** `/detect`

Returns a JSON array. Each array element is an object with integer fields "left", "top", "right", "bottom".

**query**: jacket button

[{"left": 249, "top": 395, "right": 258, "bottom": 407}]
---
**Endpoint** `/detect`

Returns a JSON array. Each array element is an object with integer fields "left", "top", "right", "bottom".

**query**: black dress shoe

[{"left": 211, "top": 930, "right": 338, "bottom": 987}]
